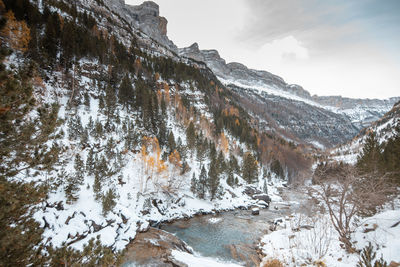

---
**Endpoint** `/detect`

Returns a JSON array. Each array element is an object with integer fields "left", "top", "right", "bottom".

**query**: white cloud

[{"left": 259, "top": 35, "right": 309, "bottom": 61}]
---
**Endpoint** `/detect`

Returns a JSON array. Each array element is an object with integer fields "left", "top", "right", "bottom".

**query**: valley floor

[{"left": 160, "top": 187, "right": 400, "bottom": 267}]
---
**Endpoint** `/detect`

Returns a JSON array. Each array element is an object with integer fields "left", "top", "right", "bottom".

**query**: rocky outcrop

[
  {"left": 243, "top": 186, "right": 271, "bottom": 206},
  {"left": 179, "top": 43, "right": 307, "bottom": 98},
  {"left": 103, "top": 0, "right": 177, "bottom": 52},
  {"left": 122, "top": 227, "right": 191, "bottom": 267}
]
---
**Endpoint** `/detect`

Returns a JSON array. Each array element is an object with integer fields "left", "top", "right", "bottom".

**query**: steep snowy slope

[
  {"left": 0, "top": 1, "right": 311, "bottom": 265},
  {"left": 179, "top": 43, "right": 399, "bottom": 148},
  {"left": 331, "top": 101, "right": 400, "bottom": 163}
]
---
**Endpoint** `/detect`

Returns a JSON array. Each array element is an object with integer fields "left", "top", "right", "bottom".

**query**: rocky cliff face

[
  {"left": 103, "top": 0, "right": 177, "bottom": 52},
  {"left": 79, "top": 1, "right": 398, "bottom": 148},
  {"left": 96, "top": 3, "right": 398, "bottom": 131},
  {"left": 229, "top": 85, "right": 359, "bottom": 148},
  {"left": 179, "top": 42, "right": 400, "bottom": 136},
  {"left": 179, "top": 43, "right": 291, "bottom": 95},
  {"left": 313, "top": 95, "right": 400, "bottom": 128}
]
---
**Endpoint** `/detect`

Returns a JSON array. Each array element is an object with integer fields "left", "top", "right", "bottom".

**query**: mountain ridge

[
  {"left": 101, "top": 0, "right": 399, "bottom": 111},
  {"left": 101, "top": 0, "right": 399, "bottom": 148},
  {"left": 179, "top": 42, "right": 399, "bottom": 107}
]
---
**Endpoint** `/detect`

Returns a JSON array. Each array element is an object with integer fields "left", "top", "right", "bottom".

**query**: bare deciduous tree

[{"left": 310, "top": 164, "right": 395, "bottom": 252}]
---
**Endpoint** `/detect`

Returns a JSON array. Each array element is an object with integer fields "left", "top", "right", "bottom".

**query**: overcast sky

[{"left": 125, "top": 0, "right": 400, "bottom": 99}]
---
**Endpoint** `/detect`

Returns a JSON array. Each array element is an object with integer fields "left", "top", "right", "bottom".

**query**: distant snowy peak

[
  {"left": 179, "top": 43, "right": 399, "bottom": 127},
  {"left": 331, "top": 101, "right": 400, "bottom": 163}
]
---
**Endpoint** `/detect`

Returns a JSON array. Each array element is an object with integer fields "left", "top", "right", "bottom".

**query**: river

[{"left": 122, "top": 188, "right": 308, "bottom": 266}]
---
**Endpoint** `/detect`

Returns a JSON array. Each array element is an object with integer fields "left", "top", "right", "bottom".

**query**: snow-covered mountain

[
  {"left": 179, "top": 43, "right": 399, "bottom": 147},
  {"left": 1, "top": 0, "right": 399, "bottom": 265},
  {"left": 79, "top": 0, "right": 399, "bottom": 149},
  {"left": 331, "top": 100, "right": 400, "bottom": 163},
  {"left": 1, "top": 0, "right": 308, "bottom": 265}
]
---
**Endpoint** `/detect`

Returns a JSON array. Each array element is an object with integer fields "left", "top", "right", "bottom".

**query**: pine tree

[
  {"left": 0, "top": 179, "right": 47, "bottom": 266},
  {"left": 42, "top": 13, "right": 59, "bottom": 65},
  {"left": 209, "top": 141, "right": 217, "bottom": 161},
  {"left": 80, "top": 128, "right": 89, "bottom": 147},
  {"left": 229, "top": 154, "right": 240, "bottom": 175},
  {"left": 196, "top": 137, "right": 207, "bottom": 165},
  {"left": 67, "top": 115, "right": 83, "bottom": 140},
  {"left": 357, "top": 132, "right": 382, "bottom": 174},
  {"left": 381, "top": 126, "right": 400, "bottom": 183},
  {"left": 357, "top": 242, "right": 388, "bottom": 267},
  {"left": 86, "top": 148, "right": 95, "bottom": 175},
  {"left": 186, "top": 121, "right": 196, "bottom": 154},
  {"left": 102, "top": 188, "right": 117, "bottom": 216},
  {"left": 0, "top": 54, "right": 58, "bottom": 266},
  {"left": 105, "top": 137, "right": 115, "bottom": 159},
  {"left": 118, "top": 73, "right": 133, "bottom": 109},
  {"left": 95, "top": 155, "right": 110, "bottom": 179},
  {"left": 208, "top": 161, "right": 220, "bottom": 200},
  {"left": 94, "top": 119, "right": 103, "bottom": 139},
  {"left": 65, "top": 175, "right": 79, "bottom": 204},
  {"left": 161, "top": 94, "right": 166, "bottom": 116},
  {"left": 60, "top": 20, "right": 76, "bottom": 70},
  {"left": 104, "top": 84, "right": 116, "bottom": 125},
  {"left": 227, "top": 171, "right": 235, "bottom": 187},
  {"left": 157, "top": 119, "right": 168, "bottom": 147},
  {"left": 74, "top": 154, "right": 85, "bottom": 182},
  {"left": 87, "top": 116, "right": 94, "bottom": 130},
  {"left": 190, "top": 172, "right": 198, "bottom": 196},
  {"left": 271, "top": 158, "right": 284, "bottom": 178},
  {"left": 242, "top": 152, "right": 258, "bottom": 184},
  {"left": 167, "top": 131, "right": 176, "bottom": 154},
  {"left": 198, "top": 166, "right": 207, "bottom": 199},
  {"left": 65, "top": 154, "right": 84, "bottom": 204},
  {"left": 216, "top": 150, "right": 226, "bottom": 174},
  {"left": 93, "top": 172, "right": 102, "bottom": 200}
]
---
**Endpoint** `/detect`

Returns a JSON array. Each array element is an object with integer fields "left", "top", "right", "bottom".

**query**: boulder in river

[
  {"left": 243, "top": 186, "right": 271, "bottom": 206},
  {"left": 252, "top": 194, "right": 271, "bottom": 205},
  {"left": 251, "top": 208, "right": 260, "bottom": 215},
  {"left": 122, "top": 227, "right": 191, "bottom": 267}
]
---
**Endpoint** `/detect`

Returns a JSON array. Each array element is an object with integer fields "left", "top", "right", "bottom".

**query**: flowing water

[
  {"left": 160, "top": 203, "right": 295, "bottom": 265},
  {"left": 124, "top": 188, "right": 308, "bottom": 266}
]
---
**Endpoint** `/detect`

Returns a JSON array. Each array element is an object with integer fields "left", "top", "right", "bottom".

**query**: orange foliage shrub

[
  {"left": 134, "top": 58, "right": 142, "bottom": 75},
  {"left": 163, "top": 82, "right": 170, "bottom": 103},
  {"left": 220, "top": 132, "right": 229, "bottom": 155},
  {"left": 169, "top": 149, "right": 182, "bottom": 168},
  {"left": 92, "top": 25, "right": 101, "bottom": 39},
  {"left": 32, "top": 76, "right": 45, "bottom": 90},
  {"left": 235, "top": 118, "right": 240, "bottom": 126},
  {"left": 156, "top": 89, "right": 162, "bottom": 104},
  {"left": 141, "top": 137, "right": 166, "bottom": 175},
  {"left": 0, "top": 11, "right": 31, "bottom": 52},
  {"left": 261, "top": 259, "right": 285, "bottom": 267}
]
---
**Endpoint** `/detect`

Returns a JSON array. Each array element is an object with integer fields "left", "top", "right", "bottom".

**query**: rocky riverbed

[{"left": 122, "top": 186, "right": 312, "bottom": 266}]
